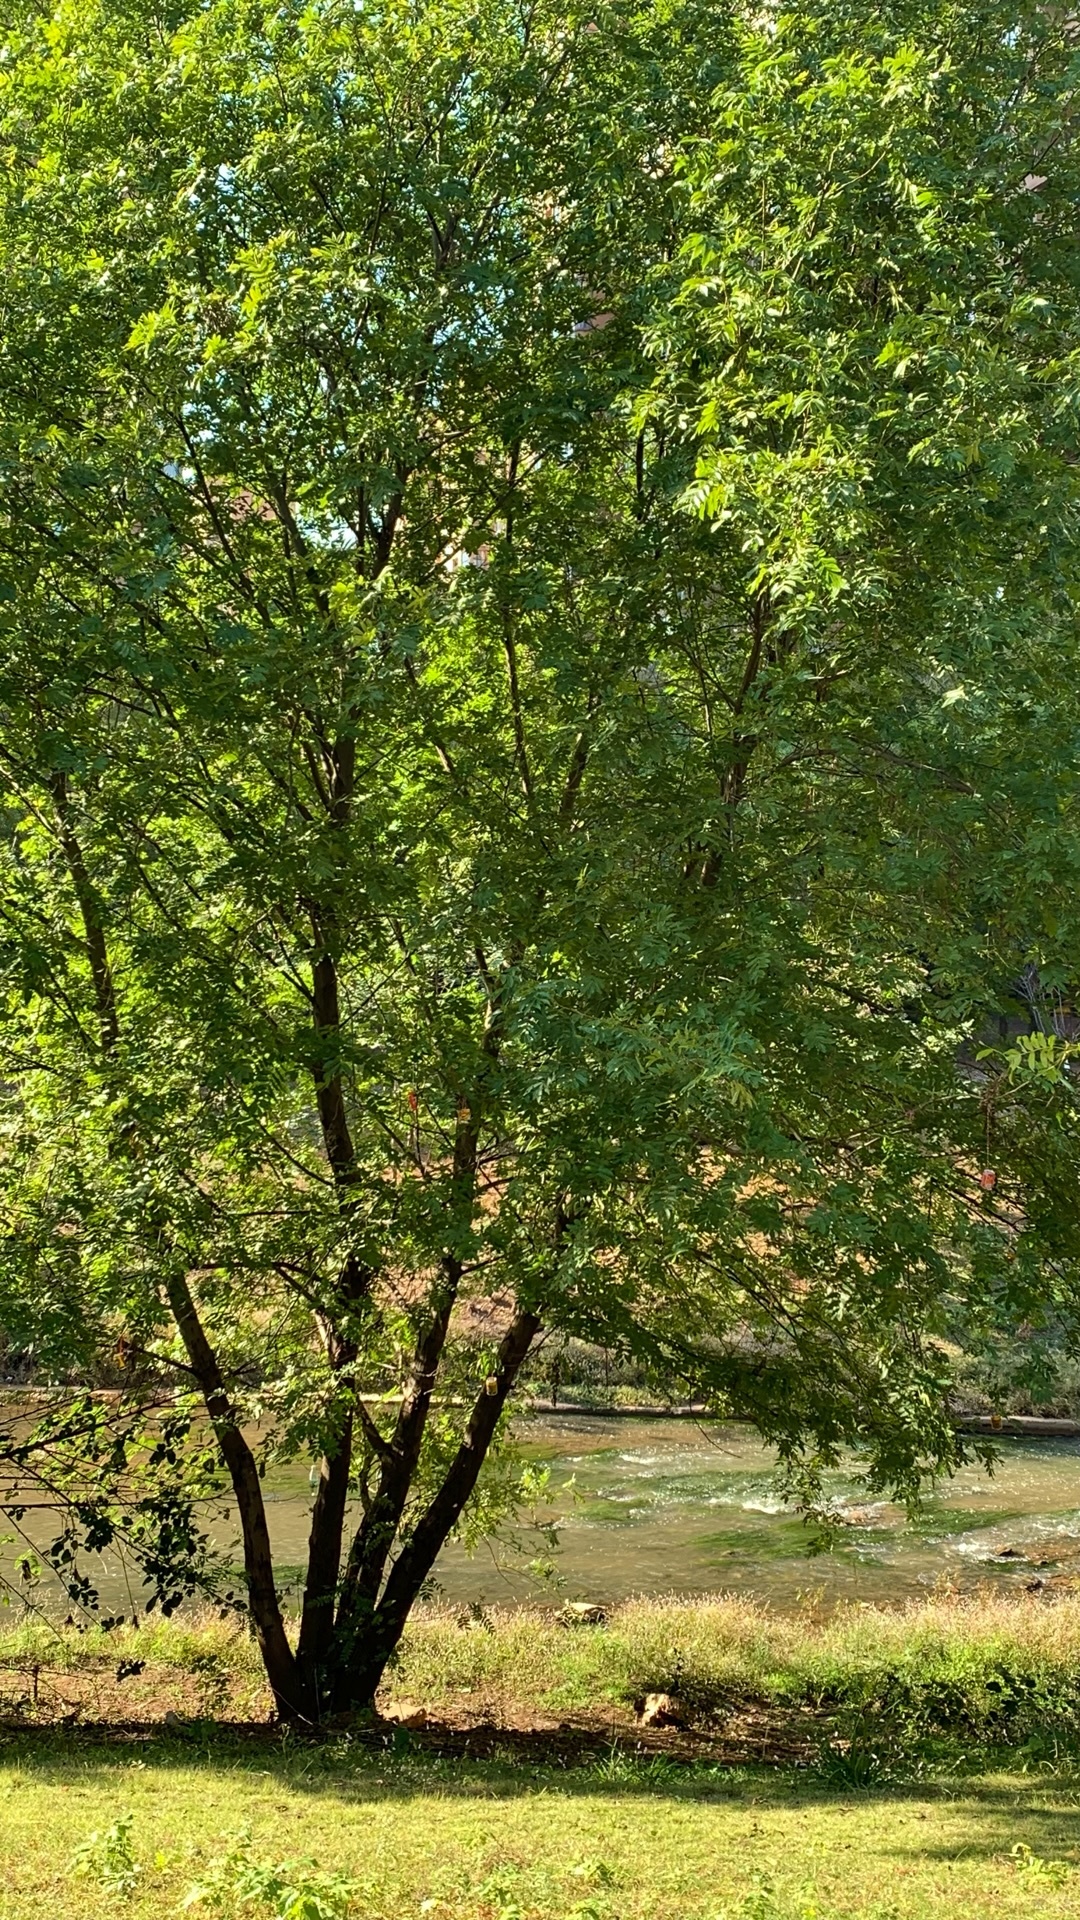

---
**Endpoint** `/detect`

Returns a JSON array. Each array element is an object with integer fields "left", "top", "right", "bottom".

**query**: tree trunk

[
  {"left": 332, "top": 1089, "right": 485, "bottom": 1691},
  {"left": 331, "top": 1278, "right": 458, "bottom": 1690},
  {"left": 302, "top": 886, "right": 375, "bottom": 1713},
  {"left": 296, "top": 1407, "right": 354, "bottom": 1713},
  {"left": 166, "top": 1273, "right": 307, "bottom": 1722},
  {"left": 333, "top": 1306, "right": 541, "bottom": 1710},
  {"left": 295, "top": 1256, "right": 375, "bottom": 1713}
]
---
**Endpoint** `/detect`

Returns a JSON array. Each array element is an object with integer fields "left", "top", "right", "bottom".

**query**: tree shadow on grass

[{"left": 2, "top": 1719, "right": 1080, "bottom": 1864}]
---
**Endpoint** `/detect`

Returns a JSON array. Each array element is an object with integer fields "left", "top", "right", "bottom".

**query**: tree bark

[
  {"left": 332, "top": 1275, "right": 459, "bottom": 1690},
  {"left": 49, "top": 770, "right": 119, "bottom": 1052},
  {"left": 297, "top": 1403, "right": 354, "bottom": 1711},
  {"left": 166, "top": 1272, "right": 306, "bottom": 1722},
  {"left": 300, "top": 721, "right": 377, "bottom": 1711},
  {"left": 339, "top": 1305, "right": 541, "bottom": 1707},
  {"left": 295, "top": 1294, "right": 367, "bottom": 1707}
]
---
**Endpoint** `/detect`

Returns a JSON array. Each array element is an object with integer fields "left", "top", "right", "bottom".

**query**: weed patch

[
  {"left": 70, "top": 1813, "right": 142, "bottom": 1899},
  {"left": 392, "top": 1592, "right": 1080, "bottom": 1750}
]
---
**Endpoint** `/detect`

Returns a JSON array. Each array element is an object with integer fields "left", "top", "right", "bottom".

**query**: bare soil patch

[{"left": 0, "top": 1656, "right": 818, "bottom": 1766}]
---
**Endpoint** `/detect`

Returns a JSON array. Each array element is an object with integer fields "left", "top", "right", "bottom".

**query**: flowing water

[
  {"left": 6, "top": 1413, "right": 1080, "bottom": 1616},
  {"left": 427, "top": 1413, "right": 1080, "bottom": 1608}
]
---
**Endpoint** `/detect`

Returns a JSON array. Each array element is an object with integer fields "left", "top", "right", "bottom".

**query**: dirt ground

[{"left": 0, "top": 1655, "right": 819, "bottom": 1766}]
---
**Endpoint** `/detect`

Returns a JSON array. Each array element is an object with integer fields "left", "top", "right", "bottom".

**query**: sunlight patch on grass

[{"left": 0, "top": 1737, "right": 1079, "bottom": 1919}]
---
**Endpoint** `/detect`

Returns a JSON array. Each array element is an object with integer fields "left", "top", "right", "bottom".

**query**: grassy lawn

[
  {"left": 1, "top": 1733, "right": 1079, "bottom": 1919},
  {"left": 3, "top": 1596, "right": 1080, "bottom": 1915}
]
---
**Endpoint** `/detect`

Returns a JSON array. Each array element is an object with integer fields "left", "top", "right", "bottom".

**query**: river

[
  {"left": 7, "top": 1412, "right": 1078, "bottom": 1617},
  {"left": 427, "top": 1413, "right": 1080, "bottom": 1607}
]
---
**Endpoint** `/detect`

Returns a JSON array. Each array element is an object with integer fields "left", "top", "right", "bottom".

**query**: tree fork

[
  {"left": 337, "top": 1304, "right": 542, "bottom": 1708},
  {"left": 333, "top": 1099, "right": 485, "bottom": 1681},
  {"left": 332, "top": 1275, "right": 459, "bottom": 1649}
]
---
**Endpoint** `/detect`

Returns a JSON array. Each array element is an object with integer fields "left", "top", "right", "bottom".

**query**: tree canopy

[{"left": 1, "top": 0, "right": 1080, "bottom": 1719}]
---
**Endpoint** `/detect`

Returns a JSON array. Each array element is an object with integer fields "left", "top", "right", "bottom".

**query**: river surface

[
  {"left": 6, "top": 1414, "right": 1080, "bottom": 1615},
  {"left": 430, "top": 1413, "right": 1080, "bottom": 1607}
]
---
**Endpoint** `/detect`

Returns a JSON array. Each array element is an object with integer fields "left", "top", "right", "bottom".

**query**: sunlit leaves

[{"left": 1, "top": 0, "right": 1080, "bottom": 1630}]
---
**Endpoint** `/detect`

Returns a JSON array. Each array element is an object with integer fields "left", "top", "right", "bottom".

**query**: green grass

[
  {"left": 4, "top": 1596, "right": 1080, "bottom": 1914},
  {"left": 6, "top": 1590, "right": 1080, "bottom": 1744},
  {"left": 3, "top": 1729, "right": 1080, "bottom": 1919}
]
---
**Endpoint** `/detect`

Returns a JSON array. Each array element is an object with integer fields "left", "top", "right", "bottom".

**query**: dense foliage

[{"left": 1, "top": 0, "right": 1079, "bottom": 1716}]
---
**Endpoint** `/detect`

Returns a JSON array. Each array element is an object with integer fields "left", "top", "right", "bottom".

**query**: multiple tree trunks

[{"left": 47, "top": 712, "right": 540, "bottom": 1722}]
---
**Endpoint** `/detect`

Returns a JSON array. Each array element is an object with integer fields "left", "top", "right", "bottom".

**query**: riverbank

[
  {"left": 5, "top": 1596, "right": 1080, "bottom": 1917},
  {"left": 7, "top": 1383, "right": 1080, "bottom": 1436},
  {"left": 4, "top": 1590, "right": 1080, "bottom": 1754},
  {"left": 528, "top": 1401, "right": 1080, "bottom": 1435}
]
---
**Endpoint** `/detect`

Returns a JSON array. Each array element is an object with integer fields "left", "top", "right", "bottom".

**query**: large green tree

[{"left": 1, "top": 0, "right": 1079, "bottom": 1720}]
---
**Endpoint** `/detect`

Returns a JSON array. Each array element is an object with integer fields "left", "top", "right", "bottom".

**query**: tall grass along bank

[{"left": 2, "top": 1591, "right": 1080, "bottom": 1752}]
